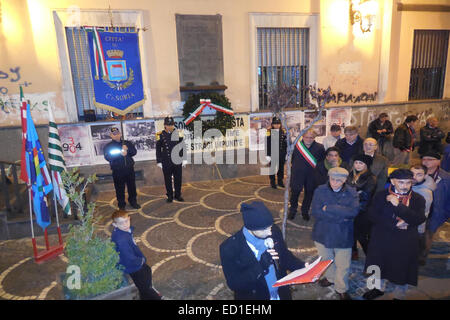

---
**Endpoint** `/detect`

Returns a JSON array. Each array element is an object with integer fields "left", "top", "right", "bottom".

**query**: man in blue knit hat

[{"left": 220, "top": 201, "right": 305, "bottom": 300}]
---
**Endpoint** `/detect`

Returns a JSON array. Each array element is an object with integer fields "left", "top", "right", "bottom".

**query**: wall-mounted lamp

[{"left": 350, "top": 0, "right": 378, "bottom": 33}]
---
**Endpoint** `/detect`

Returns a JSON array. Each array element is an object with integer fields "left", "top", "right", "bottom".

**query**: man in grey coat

[{"left": 349, "top": 138, "right": 389, "bottom": 191}]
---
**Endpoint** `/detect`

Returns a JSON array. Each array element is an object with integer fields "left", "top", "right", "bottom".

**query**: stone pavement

[{"left": 0, "top": 175, "right": 448, "bottom": 300}]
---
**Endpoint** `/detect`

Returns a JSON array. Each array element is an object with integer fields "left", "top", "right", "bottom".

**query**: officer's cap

[
  {"left": 110, "top": 127, "right": 120, "bottom": 134},
  {"left": 272, "top": 116, "right": 281, "bottom": 124},
  {"left": 164, "top": 117, "right": 175, "bottom": 125}
]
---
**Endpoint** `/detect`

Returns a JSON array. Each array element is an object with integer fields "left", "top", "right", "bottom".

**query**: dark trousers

[
  {"left": 162, "top": 164, "right": 182, "bottom": 199},
  {"left": 289, "top": 174, "right": 316, "bottom": 215},
  {"left": 353, "top": 212, "right": 371, "bottom": 255},
  {"left": 113, "top": 167, "right": 137, "bottom": 208},
  {"left": 269, "top": 155, "right": 286, "bottom": 186},
  {"left": 129, "top": 264, "right": 161, "bottom": 300}
]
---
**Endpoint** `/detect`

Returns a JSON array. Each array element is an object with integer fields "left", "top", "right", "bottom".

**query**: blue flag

[
  {"left": 86, "top": 27, "right": 146, "bottom": 115},
  {"left": 25, "top": 103, "right": 53, "bottom": 230}
]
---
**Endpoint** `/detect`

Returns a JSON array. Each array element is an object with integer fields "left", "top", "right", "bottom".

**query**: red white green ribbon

[
  {"left": 296, "top": 139, "right": 317, "bottom": 168},
  {"left": 184, "top": 99, "right": 234, "bottom": 125},
  {"left": 85, "top": 26, "right": 108, "bottom": 79}
]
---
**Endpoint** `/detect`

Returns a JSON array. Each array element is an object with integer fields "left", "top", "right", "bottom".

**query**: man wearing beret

[
  {"left": 310, "top": 167, "right": 359, "bottom": 300},
  {"left": 220, "top": 201, "right": 305, "bottom": 300},
  {"left": 266, "top": 116, "right": 287, "bottom": 189},
  {"left": 104, "top": 127, "right": 140, "bottom": 210},
  {"left": 421, "top": 151, "right": 450, "bottom": 185},
  {"left": 363, "top": 169, "right": 426, "bottom": 300},
  {"left": 156, "top": 116, "right": 187, "bottom": 203}
]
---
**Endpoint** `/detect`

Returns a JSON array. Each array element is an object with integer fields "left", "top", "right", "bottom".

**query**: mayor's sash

[
  {"left": 295, "top": 139, "right": 317, "bottom": 168},
  {"left": 86, "top": 27, "right": 146, "bottom": 115}
]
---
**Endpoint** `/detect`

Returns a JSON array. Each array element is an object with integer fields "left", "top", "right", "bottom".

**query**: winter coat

[
  {"left": 311, "top": 183, "right": 360, "bottom": 248},
  {"left": 111, "top": 226, "right": 145, "bottom": 274},
  {"left": 347, "top": 170, "right": 377, "bottom": 213},
  {"left": 104, "top": 140, "right": 137, "bottom": 172},
  {"left": 335, "top": 136, "right": 364, "bottom": 163},
  {"left": 418, "top": 125, "right": 445, "bottom": 155},
  {"left": 220, "top": 224, "right": 304, "bottom": 300},
  {"left": 365, "top": 190, "right": 426, "bottom": 286},
  {"left": 368, "top": 118, "right": 393, "bottom": 141},
  {"left": 393, "top": 123, "right": 415, "bottom": 151},
  {"left": 428, "top": 178, "right": 450, "bottom": 233},
  {"left": 291, "top": 140, "right": 325, "bottom": 185},
  {"left": 315, "top": 159, "right": 349, "bottom": 186}
]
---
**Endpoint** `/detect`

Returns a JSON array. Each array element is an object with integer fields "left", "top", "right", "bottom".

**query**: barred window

[
  {"left": 257, "top": 28, "right": 309, "bottom": 109},
  {"left": 409, "top": 30, "right": 449, "bottom": 100},
  {"left": 65, "top": 27, "right": 143, "bottom": 121}
]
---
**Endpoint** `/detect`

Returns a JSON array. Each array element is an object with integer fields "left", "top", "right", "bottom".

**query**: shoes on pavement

[
  {"left": 318, "top": 278, "right": 334, "bottom": 287},
  {"left": 288, "top": 211, "right": 296, "bottom": 220},
  {"left": 175, "top": 196, "right": 184, "bottom": 202},
  {"left": 278, "top": 182, "right": 285, "bottom": 188},
  {"left": 302, "top": 213, "right": 310, "bottom": 221},
  {"left": 337, "top": 292, "right": 352, "bottom": 300},
  {"left": 129, "top": 202, "right": 141, "bottom": 209},
  {"left": 363, "top": 288, "right": 384, "bottom": 300},
  {"left": 167, "top": 197, "right": 173, "bottom": 203}
]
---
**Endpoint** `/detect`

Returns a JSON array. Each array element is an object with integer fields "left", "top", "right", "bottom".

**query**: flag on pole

[
  {"left": 47, "top": 105, "right": 71, "bottom": 216},
  {"left": 20, "top": 87, "right": 29, "bottom": 183},
  {"left": 25, "top": 102, "right": 53, "bottom": 230}
]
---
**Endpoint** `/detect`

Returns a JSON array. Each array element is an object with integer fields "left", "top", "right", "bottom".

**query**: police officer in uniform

[
  {"left": 156, "top": 117, "right": 187, "bottom": 203},
  {"left": 266, "top": 117, "right": 287, "bottom": 189},
  {"left": 104, "top": 127, "right": 141, "bottom": 210}
]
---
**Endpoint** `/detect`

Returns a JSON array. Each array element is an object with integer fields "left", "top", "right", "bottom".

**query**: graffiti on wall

[
  {"left": 0, "top": 66, "right": 32, "bottom": 96},
  {"left": 329, "top": 91, "right": 378, "bottom": 104}
]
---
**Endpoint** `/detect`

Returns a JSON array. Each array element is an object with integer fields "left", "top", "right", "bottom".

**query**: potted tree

[{"left": 61, "top": 168, "right": 137, "bottom": 299}]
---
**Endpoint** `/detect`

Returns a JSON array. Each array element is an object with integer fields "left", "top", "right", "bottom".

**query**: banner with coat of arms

[{"left": 86, "top": 27, "right": 146, "bottom": 115}]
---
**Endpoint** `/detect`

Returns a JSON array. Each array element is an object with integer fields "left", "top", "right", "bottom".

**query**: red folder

[{"left": 273, "top": 257, "right": 333, "bottom": 287}]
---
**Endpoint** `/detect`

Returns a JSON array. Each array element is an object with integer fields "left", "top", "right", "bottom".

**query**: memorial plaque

[{"left": 176, "top": 14, "right": 224, "bottom": 87}]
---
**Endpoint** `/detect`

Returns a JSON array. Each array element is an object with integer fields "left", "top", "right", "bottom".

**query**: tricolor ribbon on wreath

[{"left": 184, "top": 99, "right": 234, "bottom": 125}]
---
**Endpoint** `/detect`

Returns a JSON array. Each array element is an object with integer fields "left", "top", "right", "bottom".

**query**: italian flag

[{"left": 296, "top": 139, "right": 317, "bottom": 168}]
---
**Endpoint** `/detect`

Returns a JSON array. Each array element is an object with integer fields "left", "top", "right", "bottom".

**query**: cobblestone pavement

[{"left": 0, "top": 175, "right": 449, "bottom": 300}]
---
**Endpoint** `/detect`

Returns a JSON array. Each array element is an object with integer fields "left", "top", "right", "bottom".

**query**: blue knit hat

[{"left": 241, "top": 201, "right": 274, "bottom": 231}]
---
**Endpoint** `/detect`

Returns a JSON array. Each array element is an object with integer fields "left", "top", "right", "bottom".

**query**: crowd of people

[
  {"left": 256, "top": 114, "right": 449, "bottom": 300},
  {"left": 103, "top": 114, "right": 449, "bottom": 301}
]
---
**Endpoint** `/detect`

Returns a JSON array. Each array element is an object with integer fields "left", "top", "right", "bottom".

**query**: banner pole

[
  {"left": 27, "top": 181, "right": 38, "bottom": 258},
  {"left": 53, "top": 187, "right": 63, "bottom": 245}
]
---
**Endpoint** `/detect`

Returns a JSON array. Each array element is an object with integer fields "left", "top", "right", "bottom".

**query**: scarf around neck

[
  {"left": 242, "top": 227, "right": 279, "bottom": 299},
  {"left": 388, "top": 185, "right": 412, "bottom": 206}
]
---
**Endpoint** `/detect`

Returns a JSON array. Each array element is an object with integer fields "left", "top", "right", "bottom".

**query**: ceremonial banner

[{"left": 86, "top": 27, "right": 145, "bottom": 115}]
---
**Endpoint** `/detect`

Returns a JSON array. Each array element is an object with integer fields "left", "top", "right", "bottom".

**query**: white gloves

[
  {"left": 266, "top": 156, "right": 271, "bottom": 162},
  {"left": 182, "top": 160, "right": 188, "bottom": 168},
  {"left": 157, "top": 163, "right": 162, "bottom": 169}
]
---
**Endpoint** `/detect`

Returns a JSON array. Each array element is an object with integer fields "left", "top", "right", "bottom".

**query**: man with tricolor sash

[{"left": 289, "top": 129, "right": 325, "bottom": 221}]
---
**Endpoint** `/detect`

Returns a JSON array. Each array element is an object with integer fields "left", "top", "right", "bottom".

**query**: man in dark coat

[
  {"left": 421, "top": 151, "right": 450, "bottom": 185},
  {"left": 335, "top": 126, "right": 364, "bottom": 164},
  {"left": 289, "top": 129, "right": 325, "bottom": 221},
  {"left": 266, "top": 116, "right": 287, "bottom": 189},
  {"left": 363, "top": 169, "right": 426, "bottom": 300},
  {"left": 315, "top": 147, "right": 349, "bottom": 186},
  {"left": 104, "top": 127, "right": 140, "bottom": 210},
  {"left": 392, "top": 115, "right": 419, "bottom": 165},
  {"left": 418, "top": 117, "right": 445, "bottom": 156},
  {"left": 311, "top": 167, "right": 359, "bottom": 300},
  {"left": 220, "top": 201, "right": 305, "bottom": 300},
  {"left": 156, "top": 116, "right": 187, "bottom": 202},
  {"left": 368, "top": 113, "right": 393, "bottom": 154}
]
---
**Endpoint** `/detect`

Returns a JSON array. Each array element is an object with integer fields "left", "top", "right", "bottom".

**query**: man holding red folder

[{"left": 219, "top": 201, "right": 305, "bottom": 300}]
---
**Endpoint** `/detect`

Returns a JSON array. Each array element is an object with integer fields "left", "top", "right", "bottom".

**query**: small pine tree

[{"left": 61, "top": 168, "right": 124, "bottom": 299}]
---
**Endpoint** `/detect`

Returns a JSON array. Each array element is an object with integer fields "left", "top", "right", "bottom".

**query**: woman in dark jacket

[{"left": 347, "top": 154, "right": 377, "bottom": 259}]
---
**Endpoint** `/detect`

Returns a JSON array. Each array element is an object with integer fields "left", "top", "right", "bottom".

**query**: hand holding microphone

[{"left": 264, "top": 237, "right": 280, "bottom": 272}]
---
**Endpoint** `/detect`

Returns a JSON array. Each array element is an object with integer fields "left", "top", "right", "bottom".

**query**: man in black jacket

[
  {"left": 220, "top": 201, "right": 304, "bottom": 300},
  {"left": 156, "top": 116, "right": 187, "bottom": 203},
  {"left": 418, "top": 117, "right": 445, "bottom": 156},
  {"left": 104, "top": 127, "right": 140, "bottom": 210},
  {"left": 335, "top": 126, "right": 364, "bottom": 164},
  {"left": 392, "top": 115, "right": 419, "bottom": 165},
  {"left": 266, "top": 116, "right": 287, "bottom": 189},
  {"left": 289, "top": 129, "right": 325, "bottom": 221},
  {"left": 368, "top": 113, "right": 393, "bottom": 154}
]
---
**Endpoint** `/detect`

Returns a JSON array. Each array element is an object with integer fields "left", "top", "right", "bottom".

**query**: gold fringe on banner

[{"left": 93, "top": 95, "right": 147, "bottom": 115}]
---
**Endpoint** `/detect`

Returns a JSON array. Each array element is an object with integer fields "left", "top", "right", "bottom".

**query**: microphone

[{"left": 264, "top": 237, "right": 280, "bottom": 272}]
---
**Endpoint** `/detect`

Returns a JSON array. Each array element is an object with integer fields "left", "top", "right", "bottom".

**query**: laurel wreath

[{"left": 103, "top": 68, "right": 134, "bottom": 91}]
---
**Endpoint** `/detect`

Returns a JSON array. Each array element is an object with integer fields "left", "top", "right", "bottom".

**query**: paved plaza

[{"left": 0, "top": 175, "right": 449, "bottom": 300}]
